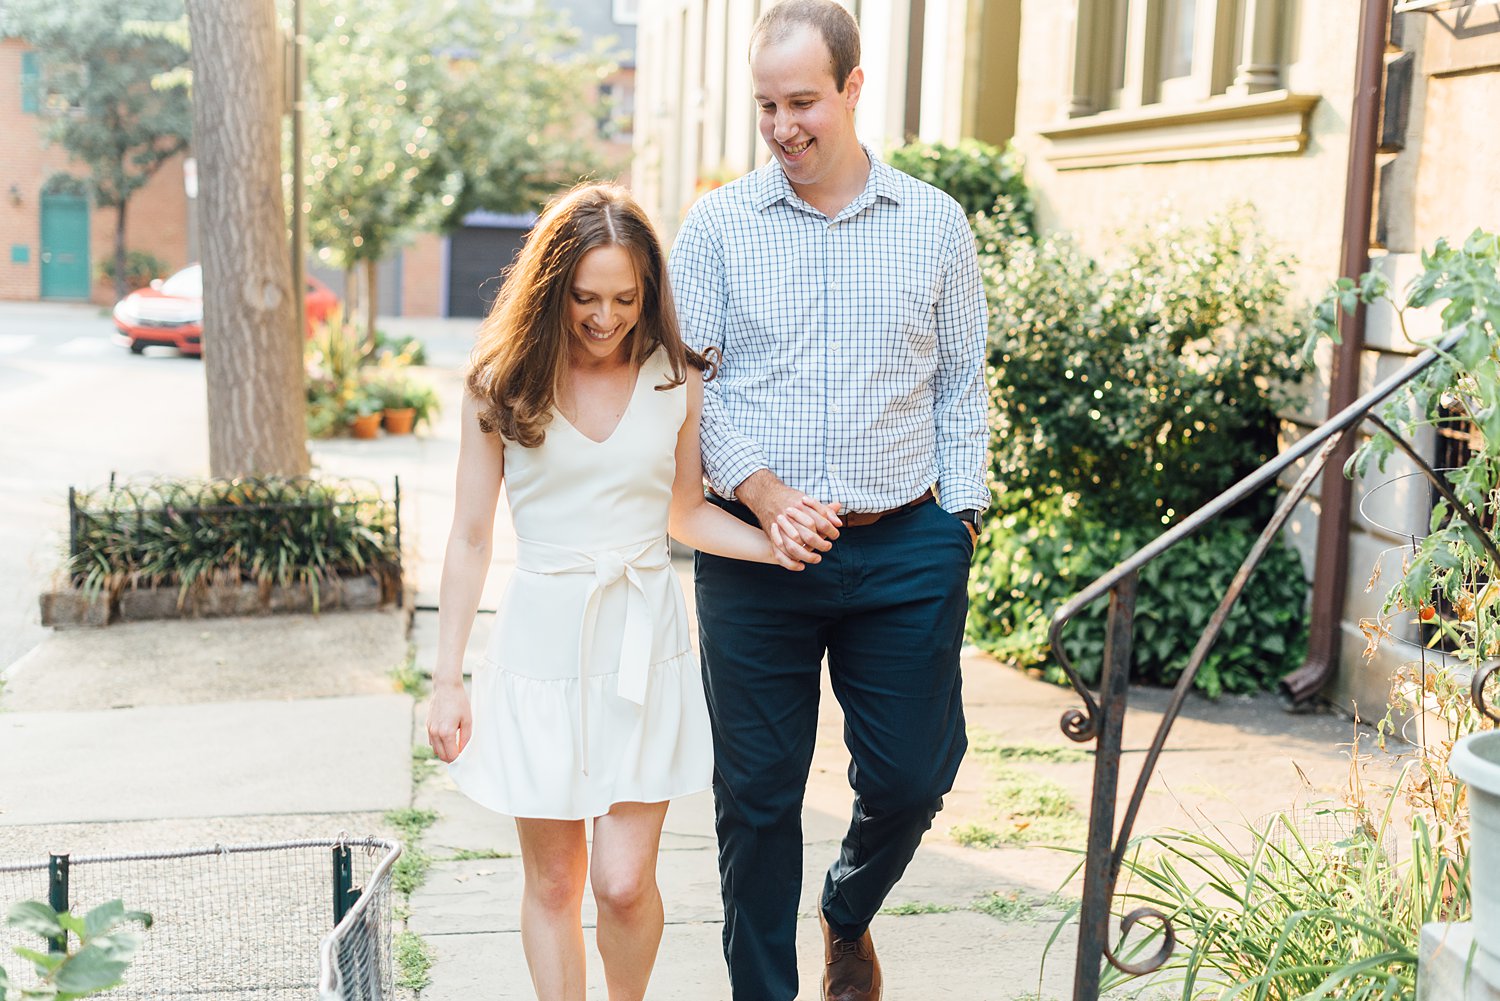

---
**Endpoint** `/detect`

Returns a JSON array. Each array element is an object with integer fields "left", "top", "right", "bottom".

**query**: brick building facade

[{"left": 0, "top": 37, "right": 191, "bottom": 307}]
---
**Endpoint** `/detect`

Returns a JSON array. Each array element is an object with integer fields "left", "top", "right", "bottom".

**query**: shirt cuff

[
  {"left": 707, "top": 443, "right": 770, "bottom": 503},
  {"left": 937, "top": 478, "right": 990, "bottom": 515}
]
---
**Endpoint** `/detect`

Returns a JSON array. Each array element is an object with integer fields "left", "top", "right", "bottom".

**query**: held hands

[
  {"left": 426, "top": 680, "right": 472, "bottom": 763},
  {"left": 739, "top": 472, "right": 842, "bottom": 571}
]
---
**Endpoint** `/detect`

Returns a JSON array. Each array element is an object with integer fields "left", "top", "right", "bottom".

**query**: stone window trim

[
  {"left": 1039, "top": 88, "right": 1321, "bottom": 169},
  {"left": 1049, "top": 0, "right": 1321, "bottom": 170}
]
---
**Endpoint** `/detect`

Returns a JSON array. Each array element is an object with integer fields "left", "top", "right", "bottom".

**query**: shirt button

[
  {"left": 828, "top": 278, "right": 838, "bottom": 289},
  {"left": 830, "top": 342, "right": 840, "bottom": 351},
  {"left": 831, "top": 403, "right": 840, "bottom": 412}
]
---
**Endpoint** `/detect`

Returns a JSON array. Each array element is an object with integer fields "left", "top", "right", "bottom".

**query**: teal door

[{"left": 40, "top": 193, "right": 91, "bottom": 299}]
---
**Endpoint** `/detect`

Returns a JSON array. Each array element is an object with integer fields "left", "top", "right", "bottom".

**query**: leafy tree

[
  {"left": 303, "top": 0, "right": 613, "bottom": 344},
  {"left": 2, "top": 0, "right": 192, "bottom": 301}
]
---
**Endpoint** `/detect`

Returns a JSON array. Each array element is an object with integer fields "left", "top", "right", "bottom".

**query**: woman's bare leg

[
  {"left": 515, "top": 817, "right": 589, "bottom": 1000},
  {"left": 589, "top": 800, "right": 670, "bottom": 1001}
]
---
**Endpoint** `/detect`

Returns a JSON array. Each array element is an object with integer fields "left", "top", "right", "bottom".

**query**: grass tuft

[
  {"left": 394, "top": 929, "right": 434, "bottom": 990},
  {"left": 878, "top": 900, "right": 957, "bottom": 916}
]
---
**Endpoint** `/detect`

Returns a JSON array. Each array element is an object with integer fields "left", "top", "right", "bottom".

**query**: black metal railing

[{"left": 1052, "top": 324, "right": 1500, "bottom": 999}]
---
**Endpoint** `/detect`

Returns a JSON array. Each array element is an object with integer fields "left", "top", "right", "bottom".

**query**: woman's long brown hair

[{"left": 466, "top": 183, "right": 710, "bottom": 447}]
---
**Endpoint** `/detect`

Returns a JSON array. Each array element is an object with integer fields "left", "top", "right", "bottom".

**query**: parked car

[{"left": 112, "top": 264, "right": 340, "bottom": 356}]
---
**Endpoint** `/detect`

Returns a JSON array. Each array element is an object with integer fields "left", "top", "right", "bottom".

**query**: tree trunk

[
  {"left": 364, "top": 257, "right": 378, "bottom": 356},
  {"left": 187, "top": 0, "right": 308, "bottom": 478},
  {"left": 343, "top": 265, "right": 358, "bottom": 339},
  {"left": 113, "top": 196, "right": 128, "bottom": 301}
]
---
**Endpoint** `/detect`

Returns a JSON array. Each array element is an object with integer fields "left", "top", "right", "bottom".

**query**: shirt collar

[{"left": 752, "top": 144, "right": 904, "bottom": 214}]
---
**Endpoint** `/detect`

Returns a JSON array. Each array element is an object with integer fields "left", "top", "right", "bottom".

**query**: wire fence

[{"left": 0, "top": 838, "right": 400, "bottom": 1000}]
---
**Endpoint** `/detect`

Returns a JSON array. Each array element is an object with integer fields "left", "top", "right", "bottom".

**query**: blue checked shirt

[{"left": 668, "top": 147, "right": 990, "bottom": 515}]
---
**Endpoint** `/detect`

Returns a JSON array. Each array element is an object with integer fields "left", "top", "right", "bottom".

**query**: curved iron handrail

[{"left": 1050, "top": 325, "right": 1500, "bottom": 997}]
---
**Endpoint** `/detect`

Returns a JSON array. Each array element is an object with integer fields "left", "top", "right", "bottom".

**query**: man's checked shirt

[{"left": 667, "top": 147, "right": 990, "bottom": 515}]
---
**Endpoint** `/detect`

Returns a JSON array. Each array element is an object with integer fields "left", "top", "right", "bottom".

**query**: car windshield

[{"left": 160, "top": 265, "right": 203, "bottom": 298}]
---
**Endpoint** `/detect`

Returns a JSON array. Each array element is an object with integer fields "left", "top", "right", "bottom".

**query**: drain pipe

[{"left": 1281, "top": 0, "right": 1391, "bottom": 706}]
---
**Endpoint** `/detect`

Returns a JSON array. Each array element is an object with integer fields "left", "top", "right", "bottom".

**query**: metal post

[
  {"left": 47, "top": 853, "right": 69, "bottom": 954},
  {"left": 332, "top": 845, "right": 360, "bottom": 926},
  {"left": 1073, "top": 573, "right": 1138, "bottom": 1001}
]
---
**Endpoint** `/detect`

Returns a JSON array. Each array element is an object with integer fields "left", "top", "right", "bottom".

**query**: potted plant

[
  {"left": 347, "top": 391, "right": 383, "bottom": 439},
  {"left": 367, "top": 370, "right": 440, "bottom": 435}
]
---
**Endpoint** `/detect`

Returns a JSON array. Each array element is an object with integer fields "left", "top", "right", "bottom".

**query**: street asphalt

[{"left": 0, "top": 306, "right": 1397, "bottom": 999}]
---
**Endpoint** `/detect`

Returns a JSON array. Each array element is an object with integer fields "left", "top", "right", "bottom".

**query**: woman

[{"left": 425, "top": 183, "right": 835, "bottom": 1000}]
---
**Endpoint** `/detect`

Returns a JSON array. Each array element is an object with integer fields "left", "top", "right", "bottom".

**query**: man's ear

[{"left": 844, "top": 65, "right": 864, "bottom": 110}]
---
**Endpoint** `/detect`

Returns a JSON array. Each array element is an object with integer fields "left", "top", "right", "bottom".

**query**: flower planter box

[{"left": 40, "top": 574, "right": 387, "bottom": 628}]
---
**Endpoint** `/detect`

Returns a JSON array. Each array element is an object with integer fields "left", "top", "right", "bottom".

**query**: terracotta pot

[
  {"left": 1452, "top": 729, "right": 1500, "bottom": 989},
  {"left": 350, "top": 412, "right": 382, "bottom": 439},
  {"left": 383, "top": 407, "right": 416, "bottom": 435}
]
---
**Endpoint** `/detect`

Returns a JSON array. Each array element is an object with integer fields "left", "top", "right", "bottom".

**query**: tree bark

[
  {"left": 187, "top": 0, "right": 308, "bottom": 477},
  {"left": 113, "top": 195, "right": 128, "bottom": 301},
  {"left": 364, "top": 257, "right": 378, "bottom": 355}
]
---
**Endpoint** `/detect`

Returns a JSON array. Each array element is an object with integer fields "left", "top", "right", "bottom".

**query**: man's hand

[{"left": 737, "top": 469, "right": 842, "bottom": 567}]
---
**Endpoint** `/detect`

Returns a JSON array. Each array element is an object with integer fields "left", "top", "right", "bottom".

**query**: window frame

[{"left": 1047, "top": 0, "right": 1317, "bottom": 169}]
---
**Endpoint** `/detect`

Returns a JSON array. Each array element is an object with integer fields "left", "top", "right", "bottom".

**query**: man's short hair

[{"left": 751, "top": 0, "right": 861, "bottom": 92}]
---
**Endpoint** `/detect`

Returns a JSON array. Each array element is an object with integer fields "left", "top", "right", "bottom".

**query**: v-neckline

[{"left": 557, "top": 361, "right": 644, "bottom": 446}]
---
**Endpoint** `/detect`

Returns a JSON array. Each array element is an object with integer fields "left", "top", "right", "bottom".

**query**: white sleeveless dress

[{"left": 447, "top": 347, "right": 713, "bottom": 820}]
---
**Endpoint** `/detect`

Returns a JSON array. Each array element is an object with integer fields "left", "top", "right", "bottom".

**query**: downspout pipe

[{"left": 1281, "top": 0, "right": 1391, "bottom": 705}]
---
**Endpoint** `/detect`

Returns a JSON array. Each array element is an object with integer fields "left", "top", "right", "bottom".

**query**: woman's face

[{"left": 567, "top": 245, "right": 642, "bottom": 364}]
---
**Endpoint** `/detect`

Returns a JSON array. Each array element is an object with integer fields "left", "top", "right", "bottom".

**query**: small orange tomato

[{"left": 1419, "top": 604, "right": 1436, "bottom": 622}]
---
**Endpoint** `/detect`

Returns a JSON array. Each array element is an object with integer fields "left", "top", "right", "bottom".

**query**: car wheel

[{"left": 129, "top": 340, "right": 146, "bottom": 355}]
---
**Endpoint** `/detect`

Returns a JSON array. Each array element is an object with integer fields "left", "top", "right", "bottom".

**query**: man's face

[{"left": 751, "top": 25, "right": 863, "bottom": 192}]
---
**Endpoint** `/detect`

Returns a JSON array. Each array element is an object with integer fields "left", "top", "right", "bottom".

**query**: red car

[{"left": 112, "top": 264, "right": 340, "bottom": 356}]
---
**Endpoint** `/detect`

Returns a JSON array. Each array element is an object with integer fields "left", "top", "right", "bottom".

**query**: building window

[
  {"left": 21, "top": 50, "right": 40, "bottom": 114},
  {"left": 1043, "top": 0, "right": 1317, "bottom": 169},
  {"left": 614, "top": 0, "right": 640, "bottom": 26},
  {"left": 1073, "top": 0, "right": 1267, "bottom": 115}
]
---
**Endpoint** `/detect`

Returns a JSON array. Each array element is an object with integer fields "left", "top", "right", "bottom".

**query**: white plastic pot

[{"left": 1452, "top": 729, "right": 1500, "bottom": 990}]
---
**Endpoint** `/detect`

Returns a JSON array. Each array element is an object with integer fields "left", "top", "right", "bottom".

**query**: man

[{"left": 667, "top": 2, "right": 989, "bottom": 999}]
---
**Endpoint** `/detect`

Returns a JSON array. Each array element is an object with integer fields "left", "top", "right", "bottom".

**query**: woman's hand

[{"left": 427, "top": 680, "right": 473, "bottom": 763}]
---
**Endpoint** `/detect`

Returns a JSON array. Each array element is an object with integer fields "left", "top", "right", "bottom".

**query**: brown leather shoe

[{"left": 820, "top": 910, "right": 882, "bottom": 1001}]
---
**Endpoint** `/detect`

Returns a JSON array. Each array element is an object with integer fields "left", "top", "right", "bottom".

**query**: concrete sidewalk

[{"left": 0, "top": 313, "right": 1393, "bottom": 1000}]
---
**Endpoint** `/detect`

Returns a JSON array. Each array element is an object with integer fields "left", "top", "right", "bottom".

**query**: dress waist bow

[{"left": 513, "top": 534, "right": 672, "bottom": 775}]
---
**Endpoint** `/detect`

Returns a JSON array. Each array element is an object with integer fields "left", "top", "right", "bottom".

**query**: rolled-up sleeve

[
  {"left": 668, "top": 204, "right": 768, "bottom": 499},
  {"left": 932, "top": 208, "right": 991, "bottom": 513}
]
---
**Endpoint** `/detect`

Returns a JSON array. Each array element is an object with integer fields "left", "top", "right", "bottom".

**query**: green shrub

[
  {"left": 967, "top": 207, "right": 1310, "bottom": 695},
  {"left": 68, "top": 476, "right": 400, "bottom": 608},
  {"left": 97, "top": 251, "right": 169, "bottom": 292},
  {"left": 886, "top": 137, "right": 1034, "bottom": 234},
  {"left": 979, "top": 207, "right": 1306, "bottom": 527},
  {"left": 968, "top": 498, "right": 1307, "bottom": 697}
]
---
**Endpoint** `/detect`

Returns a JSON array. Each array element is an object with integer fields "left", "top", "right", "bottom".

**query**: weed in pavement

[
  {"left": 411, "top": 744, "right": 437, "bottom": 783},
  {"left": 391, "top": 649, "right": 427, "bottom": 697},
  {"left": 878, "top": 900, "right": 957, "bottom": 916},
  {"left": 446, "top": 848, "right": 513, "bottom": 861},
  {"left": 394, "top": 929, "right": 434, "bottom": 991}
]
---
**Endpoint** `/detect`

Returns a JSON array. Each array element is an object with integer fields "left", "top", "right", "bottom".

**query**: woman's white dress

[{"left": 447, "top": 348, "right": 713, "bottom": 820}]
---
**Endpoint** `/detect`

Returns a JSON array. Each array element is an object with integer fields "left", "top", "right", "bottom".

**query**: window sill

[{"left": 1038, "top": 90, "right": 1322, "bottom": 170}]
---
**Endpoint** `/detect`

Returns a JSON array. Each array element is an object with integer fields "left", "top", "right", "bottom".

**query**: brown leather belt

[{"left": 841, "top": 488, "right": 934, "bottom": 527}]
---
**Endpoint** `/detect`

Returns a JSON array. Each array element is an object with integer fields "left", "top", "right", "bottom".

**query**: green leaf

[
  {"left": 49, "top": 944, "right": 129, "bottom": 994},
  {"left": 6, "top": 901, "right": 64, "bottom": 940}
]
